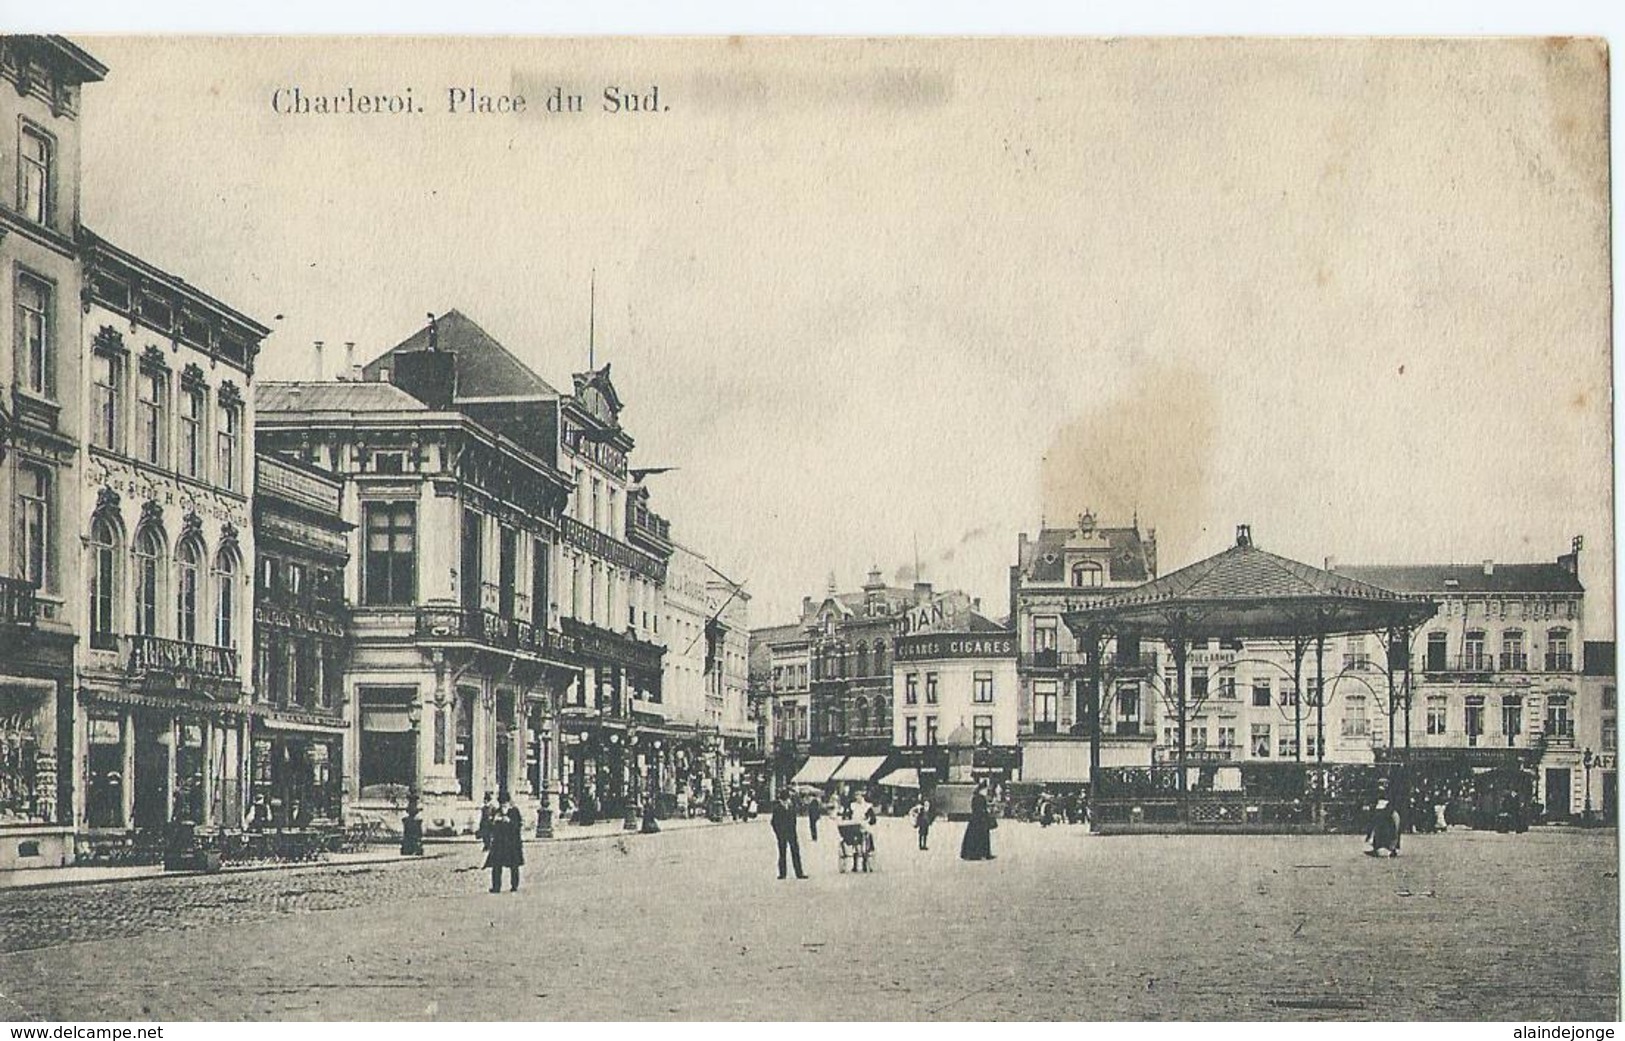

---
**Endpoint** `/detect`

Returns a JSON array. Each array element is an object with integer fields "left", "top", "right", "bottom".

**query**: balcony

[
  {"left": 1424, "top": 654, "right": 1496, "bottom": 677},
  {"left": 560, "top": 617, "right": 665, "bottom": 674},
  {"left": 1545, "top": 653, "right": 1575, "bottom": 672},
  {"left": 0, "top": 576, "right": 38, "bottom": 629},
  {"left": 126, "top": 634, "right": 239, "bottom": 684},
  {"left": 628, "top": 503, "right": 671, "bottom": 545},
  {"left": 1106, "top": 651, "right": 1159, "bottom": 672},
  {"left": 416, "top": 605, "right": 579, "bottom": 661},
  {"left": 1499, "top": 652, "right": 1530, "bottom": 672}
]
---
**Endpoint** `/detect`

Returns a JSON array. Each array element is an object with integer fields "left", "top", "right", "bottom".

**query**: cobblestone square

[{"left": 0, "top": 820, "right": 1616, "bottom": 1021}]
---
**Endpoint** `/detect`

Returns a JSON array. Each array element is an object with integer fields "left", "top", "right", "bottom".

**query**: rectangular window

[
  {"left": 1306, "top": 733, "right": 1321, "bottom": 758},
  {"left": 16, "top": 464, "right": 50, "bottom": 589},
  {"left": 1252, "top": 680, "right": 1272, "bottom": 708},
  {"left": 180, "top": 387, "right": 205, "bottom": 477},
  {"left": 531, "top": 539, "right": 550, "bottom": 629},
  {"left": 363, "top": 503, "right": 417, "bottom": 605},
  {"left": 92, "top": 352, "right": 124, "bottom": 451},
  {"left": 14, "top": 272, "right": 52, "bottom": 397},
  {"left": 973, "top": 714, "right": 994, "bottom": 746},
  {"left": 1603, "top": 721, "right": 1616, "bottom": 753},
  {"left": 1033, "top": 682, "right": 1058, "bottom": 727},
  {"left": 1277, "top": 732, "right": 1299, "bottom": 759},
  {"left": 1033, "top": 617, "right": 1058, "bottom": 653},
  {"left": 1217, "top": 725, "right": 1236, "bottom": 749},
  {"left": 1278, "top": 681, "right": 1299, "bottom": 707},
  {"left": 1464, "top": 699, "right": 1485, "bottom": 746},
  {"left": 1189, "top": 725, "right": 1208, "bottom": 750},
  {"left": 925, "top": 716, "right": 939, "bottom": 746},
  {"left": 1342, "top": 695, "right": 1369, "bottom": 737},
  {"left": 904, "top": 717, "right": 918, "bottom": 746},
  {"left": 217, "top": 402, "right": 240, "bottom": 491},
  {"left": 19, "top": 125, "right": 52, "bottom": 225},
  {"left": 904, "top": 674, "right": 918, "bottom": 705},
  {"left": 973, "top": 671, "right": 994, "bottom": 703},
  {"left": 1190, "top": 667, "right": 1209, "bottom": 701},
  {"left": 136, "top": 370, "right": 168, "bottom": 466},
  {"left": 1426, "top": 697, "right": 1448, "bottom": 736},
  {"left": 925, "top": 673, "right": 939, "bottom": 704},
  {"left": 1251, "top": 723, "right": 1271, "bottom": 758},
  {"left": 1605, "top": 687, "right": 1617, "bottom": 712},
  {"left": 1502, "top": 698, "right": 1523, "bottom": 743}
]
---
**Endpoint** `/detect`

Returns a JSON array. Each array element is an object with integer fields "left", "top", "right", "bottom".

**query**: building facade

[
  {"left": 249, "top": 451, "right": 350, "bottom": 826},
  {"left": 0, "top": 36, "right": 106, "bottom": 868},
  {"left": 753, "top": 622, "right": 810, "bottom": 792},
  {"left": 891, "top": 601, "right": 1019, "bottom": 784},
  {"left": 1010, "top": 512, "right": 1160, "bottom": 785},
  {"left": 74, "top": 230, "right": 267, "bottom": 843}
]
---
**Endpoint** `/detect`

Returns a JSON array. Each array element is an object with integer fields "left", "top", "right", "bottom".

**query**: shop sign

[
  {"left": 1593, "top": 754, "right": 1616, "bottom": 770},
  {"left": 561, "top": 516, "right": 665, "bottom": 582},
  {"left": 1153, "top": 747, "right": 1234, "bottom": 764},
  {"left": 895, "top": 633, "right": 1015, "bottom": 661}
]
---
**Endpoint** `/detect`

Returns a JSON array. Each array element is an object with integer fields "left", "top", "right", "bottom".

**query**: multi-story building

[
  {"left": 753, "top": 622, "right": 810, "bottom": 791},
  {"left": 75, "top": 230, "right": 267, "bottom": 841},
  {"left": 891, "top": 601, "right": 1018, "bottom": 785},
  {"left": 1335, "top": 544, "right": 1590, "bottom": 817},
  {"left": 249, "top": 450, "right": 350, "bottom": 825},
  {"left": 1579, "top": 640, "right": 1616, "bottom": 824},
  {"left": 643, "top": 542, "right": 751, "bottom": 813},
  {"left": 805, "top": 570, "right": 933, "bottom": 759},
  {"left": 0, "top": 35, "right": 106, "bottom": 868},
  {"left": 264, "top": 310, "right": 680, "bottom": 829},
  {"left": 1010, "top": 512, "right": 1160, "bottom": 785},
  {"left": 260, "top": 322, "right": 576, "bottom": 831}
]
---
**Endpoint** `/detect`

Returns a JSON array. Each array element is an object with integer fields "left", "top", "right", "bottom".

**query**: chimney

[
  {"left": 914, "top": 581, "right": 932, "bottom": 598},
  {"left": 1324, "top": 556, "right": 1336, "bottom": 572},
  {"left": 1483, "top": 559, "right": 1495, "bottom": 576},
  {"left": 312, "top": 340, "right": 325, "bottom": 380},
  {"left": 972, "top": 597, "right": 982, "bottom": 613},
  {"left": 1559, "top": 535, "right": 1583, "bottom": 576},
  {"left": 345, "top": 342, "right": 360, "bottom": 382},
  {"left": 1236, "top": 524, "right": 1252, "bottom": 548}
]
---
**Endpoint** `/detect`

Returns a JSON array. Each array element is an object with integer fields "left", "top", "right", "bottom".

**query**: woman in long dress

[{"left": 960, "top": 783, "right": 995, "bottom": 861}]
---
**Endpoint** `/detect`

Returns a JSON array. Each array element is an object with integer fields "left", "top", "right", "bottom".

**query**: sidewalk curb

[{"left": 0, "top": 848, "right": 454, "bottom": 894}]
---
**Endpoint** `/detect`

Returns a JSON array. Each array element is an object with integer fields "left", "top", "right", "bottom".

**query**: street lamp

[
  {"left": 401, "top": 702, "right": 425, "bottom": 855},
  {"left": 1583, "top": 747, "right": 1595, "bottom": 825}
]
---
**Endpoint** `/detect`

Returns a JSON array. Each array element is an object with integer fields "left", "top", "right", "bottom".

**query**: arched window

[
  {"left": 856, "top": 642, "right": 869, "bottom": 677},
  {"left": 854, "top": 698, "right": 869, "bottom": 734},
  {"left": 213, "top": 546, "right": 240, "bottom": 649},
  {"left": 90, "top": 513, "right": 123, "bottom": 649},
  {"left": 1071, "top": 561, "right": 1103, "bottom": 588},
  {"left": 133, "top": 525, "right": 166, "bottom": 637},
  {"left": 175, "top": 537, "right": 204, "bottom": 643},
  {"left": 873, "top": 640, "right": 887, "bottom": 673}
]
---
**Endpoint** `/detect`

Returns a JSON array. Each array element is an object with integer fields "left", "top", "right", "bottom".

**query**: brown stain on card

[{"left": 1039, "top": 364, "right": 1216, "bottom": 562}]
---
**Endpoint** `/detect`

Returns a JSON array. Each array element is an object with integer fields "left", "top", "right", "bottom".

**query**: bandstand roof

[{"left": 1062, "top": 525, "right": 1437, "bottom": 640}]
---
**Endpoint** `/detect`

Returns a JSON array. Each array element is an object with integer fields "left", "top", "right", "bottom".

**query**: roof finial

[
  {"left": 588, "top": 269, "right": 596, "bottom": 370},
  {"left": 1236, "top": 524, "right": 1252, "bottom": 548}
]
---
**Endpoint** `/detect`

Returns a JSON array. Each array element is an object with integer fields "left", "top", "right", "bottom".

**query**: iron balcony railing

[
  {"left": 0, "top": 576, "right": 38, "bottom": 628},
  {"left": 1500, "top": 652, "right": 1530, "bottom": 671},
  {"left": 126, "top": 634, "right": 239, "bottom": 680},
  {"left": 417, "top": 605, "right": 579, "bottom": 660},
  {"left": 1545, "top": 652, "right": 1575, "bottom": 672},
  {"left": 1424, "top": 654, "right": 1496, "bottom": 675}
]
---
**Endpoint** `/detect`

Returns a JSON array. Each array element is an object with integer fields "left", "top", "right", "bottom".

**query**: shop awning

[
  {"left": 361, "top": 707, "right": 412, "bottom": 733},
  {"left": 877, "top": 767, "right": 922, "bottom": 789},
  {"left": 829, "top": 755, "right": 889, "bottom": 784},
  {"left": 258, "top": 716, "right": 350, "bottom": 734},
  {"left": 790, "top": 755, "right": 846, "bottom": 786},
  {"left": 0, "top": 675, "right": 55, "bottom": 710}
]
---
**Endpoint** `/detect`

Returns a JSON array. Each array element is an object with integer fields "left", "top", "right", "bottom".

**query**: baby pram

[{"left": 836, "top": 822, "right": 875, "bottom": 873}]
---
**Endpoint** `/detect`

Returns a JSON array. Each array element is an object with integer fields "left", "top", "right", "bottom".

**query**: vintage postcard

[{"left": 0, "top": 33, "right": 1614, "bottom": 1024}]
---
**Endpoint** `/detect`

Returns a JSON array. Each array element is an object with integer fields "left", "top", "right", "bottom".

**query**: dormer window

[{"left": 1071, "top": 561, "right": 1103, "bottom": 588}]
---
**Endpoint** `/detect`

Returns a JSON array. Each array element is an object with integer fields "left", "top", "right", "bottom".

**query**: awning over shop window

[
  {"left": 0, "top": 675, "right": 54, "bottom": 711},
  {"left": 259, "top": 716, "right": 350, "bottom": 734},
  {"left": 877, "top": 767, "right": 922, "bottom": 789},
  {"left": 361, "top": 707, "right": 412, "bottom": 733},
  {"left": 790, "top": 755, "right": 846, "bottom": 786},
  {"left": 829, "top": 755, "right": 889, "bottom": 784}
]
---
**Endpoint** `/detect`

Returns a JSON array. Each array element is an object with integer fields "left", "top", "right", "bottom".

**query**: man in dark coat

[
  {"left": 960, "top": 782, "right": 995, "bottom": 861},
  {"left": 771, "top": 789, "right": 807, "bottom": 879},
  {"left": 485, "top": 796, "right": 525, "bottom": 892},
  {"left": 806, "top": 793, "right": 821, "bottom": 841},
  {"left": 477, "top": 791, "right": 497, "bottom": 850}
]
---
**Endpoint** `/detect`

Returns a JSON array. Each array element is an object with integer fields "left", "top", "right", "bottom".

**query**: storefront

[
  {"left": 0, "top": 672, "right": 70, "bottom": 869},
  {"left": 248, "top": 714, "right": 346, "bottom": 827},
  {"left": 80, "top": 687, "right": 250, "bottom": 834}
]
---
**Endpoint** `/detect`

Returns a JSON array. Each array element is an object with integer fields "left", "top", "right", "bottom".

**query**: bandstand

[{"left": 1062, "top": 525, "right": 1439, "bottom": 831}]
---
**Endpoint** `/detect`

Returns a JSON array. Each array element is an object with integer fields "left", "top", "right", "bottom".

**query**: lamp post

[
  {"left": 401, "top": 702, "right": 424, "bottom": 855},
  {"left": 1583, "top": 747, "right": 1595, "bottom": 825},
  {"left": 623, "top": 725, "right": 641, "bottom": 832}
]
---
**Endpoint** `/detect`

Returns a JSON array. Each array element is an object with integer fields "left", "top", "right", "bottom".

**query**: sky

[{"left": 73, "top": 36, "right": 1614, "bottom": 631}]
